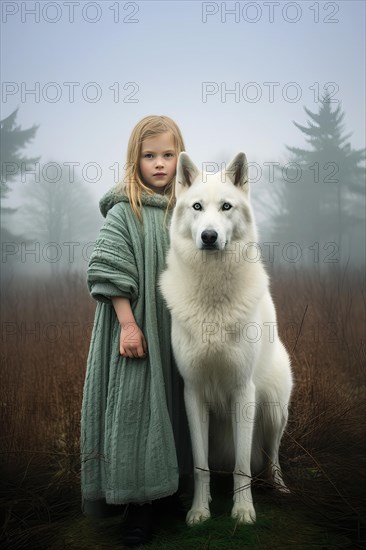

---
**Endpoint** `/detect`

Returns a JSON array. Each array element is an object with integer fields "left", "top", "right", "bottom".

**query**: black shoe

[{"left": 123, "top": 503, "right": 153, "bottom": 547}]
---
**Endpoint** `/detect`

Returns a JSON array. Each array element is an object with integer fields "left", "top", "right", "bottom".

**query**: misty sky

[{"left": 1, "top": 0, "right": 365, "bottom": 208}]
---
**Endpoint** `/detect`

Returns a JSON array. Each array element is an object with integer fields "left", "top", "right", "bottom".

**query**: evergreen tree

[
  {"left": 1, "top": 107, "right": 40, "bottom": 214},
  {"left": 1, "top": 109, "right": 40, "bottom": 278},
  {"left": 274, "top": 96, "right": 365, "bottom": 264}
]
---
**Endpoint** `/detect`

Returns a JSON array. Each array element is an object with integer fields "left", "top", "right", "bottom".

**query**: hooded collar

[{"left": 99, "top": 188, "right": 171, "bottom": 218}]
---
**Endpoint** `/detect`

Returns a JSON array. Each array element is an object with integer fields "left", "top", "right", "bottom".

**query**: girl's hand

[{"left": 119, "top": 322, "right": 148, "bottom": 359}]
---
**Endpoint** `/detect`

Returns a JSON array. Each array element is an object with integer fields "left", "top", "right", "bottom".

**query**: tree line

[{"left": 1, "top": 100, "right": 365, "bottom": 279}]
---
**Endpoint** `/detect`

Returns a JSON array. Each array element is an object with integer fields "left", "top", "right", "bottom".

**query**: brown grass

[{"left": 1, "top": 266, "right": 365, "bottom": 548}]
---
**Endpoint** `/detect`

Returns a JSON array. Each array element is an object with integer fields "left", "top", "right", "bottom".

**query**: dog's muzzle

[{"left": 201, "top": 230, "right": 218, "bottom": 249}]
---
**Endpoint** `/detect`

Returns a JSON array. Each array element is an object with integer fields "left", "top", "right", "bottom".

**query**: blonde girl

[{"left": 80, "top": 116, "right": 191, "bottom": 546}]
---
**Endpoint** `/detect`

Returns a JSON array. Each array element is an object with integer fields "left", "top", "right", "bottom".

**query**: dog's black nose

[{"left": 201, "top": 230, "right": 218, "bottom": 245}]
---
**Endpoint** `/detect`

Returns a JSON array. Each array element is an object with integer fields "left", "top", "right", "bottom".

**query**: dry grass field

[{"left": 1, "top": 266, "right": 365, "bottom": 549}]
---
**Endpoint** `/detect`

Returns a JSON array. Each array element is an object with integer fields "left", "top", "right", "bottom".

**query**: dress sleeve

[{"left": 87, "top": 204, "right": 139, "bottom": 304}]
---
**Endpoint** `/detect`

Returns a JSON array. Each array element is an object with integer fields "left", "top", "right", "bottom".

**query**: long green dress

[{"left": 80, "top": 189, "right": 191, "bottom": 509}]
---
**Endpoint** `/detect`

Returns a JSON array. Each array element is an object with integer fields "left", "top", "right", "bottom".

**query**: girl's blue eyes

[{"left": 143, "top": 153, "right": 174, "bottom": 159}]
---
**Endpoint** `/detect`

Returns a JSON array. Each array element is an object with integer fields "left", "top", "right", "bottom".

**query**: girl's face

[{"left": 139, "top": 132, "right": 177, "bottom": 194}]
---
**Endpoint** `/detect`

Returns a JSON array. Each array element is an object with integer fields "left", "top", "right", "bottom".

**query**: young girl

[{"left": 80, "top": 115, "right": 192, "bottom": 546}]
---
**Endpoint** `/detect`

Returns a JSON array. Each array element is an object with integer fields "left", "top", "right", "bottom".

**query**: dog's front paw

[
  {"left": 186, "top": 507, "right": 211, "bottom": 525},
  {"left": 231, "top": 503, "right": 256, "bottom": 524}
]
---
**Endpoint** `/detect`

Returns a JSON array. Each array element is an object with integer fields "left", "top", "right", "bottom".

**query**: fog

[{"left": 1, "top": 1, "right": 365, "bottom": 280}]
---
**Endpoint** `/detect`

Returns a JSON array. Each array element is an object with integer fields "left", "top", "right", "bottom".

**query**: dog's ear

[
  {"left": 175, "top": 152, "right": 200, "bottom": 197},
  {"left": 225, "top": 152, "right": 249, "bottom": 190}
]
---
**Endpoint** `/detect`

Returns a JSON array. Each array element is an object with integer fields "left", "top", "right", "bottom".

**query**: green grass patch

[{"left": 52, "top": 487, "right": 352, "bottom": 549}]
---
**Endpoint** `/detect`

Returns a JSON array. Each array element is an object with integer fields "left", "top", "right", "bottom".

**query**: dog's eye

[
  {"left": 222, "top": 203, "right": 232, "bottom": 211},
  {"left": 192, "top": 203, "right": 202, "bottom": 211}
]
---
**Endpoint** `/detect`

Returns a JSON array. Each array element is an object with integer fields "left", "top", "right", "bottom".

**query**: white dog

[{"left": 160, "top": 152, "right": 293, "bottom": 526}]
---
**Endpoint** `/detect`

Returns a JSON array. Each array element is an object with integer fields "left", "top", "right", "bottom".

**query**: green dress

[{"left": 80, "top": 189, "right": 191, "bottom": 508}]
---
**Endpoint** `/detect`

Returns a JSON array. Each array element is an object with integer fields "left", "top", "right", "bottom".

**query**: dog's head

[{"left": 172, "top": 152, "right": 257, "bottom": 251}]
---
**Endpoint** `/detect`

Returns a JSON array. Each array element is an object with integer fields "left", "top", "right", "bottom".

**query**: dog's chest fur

[{"left": 164, "top": 253, "right": 269, "bottom": 397}]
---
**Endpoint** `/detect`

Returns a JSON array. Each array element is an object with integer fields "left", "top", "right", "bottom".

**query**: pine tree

[
  {"left": 274, "top": 96, "right": 365, "bottom": 264},
  {"left": 1, "top": 108, "right": 40, "bottom": 275},
  {"left": 1, "top": 107, "right": 40, "bottom": 206}
]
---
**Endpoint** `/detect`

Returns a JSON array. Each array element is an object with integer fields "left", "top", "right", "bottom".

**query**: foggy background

[{"left": 1, "top": 0, "right": 365, "bottom": 279}]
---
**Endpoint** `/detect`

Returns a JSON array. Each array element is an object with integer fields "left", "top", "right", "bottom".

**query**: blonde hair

[{"left": 114, "top": 115, "right": 185, "bottom": 222}]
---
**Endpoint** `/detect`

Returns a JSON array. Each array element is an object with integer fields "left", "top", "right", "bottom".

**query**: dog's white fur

[{"left": 160, "top": 152, "right": 293, "bottom": 525}]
